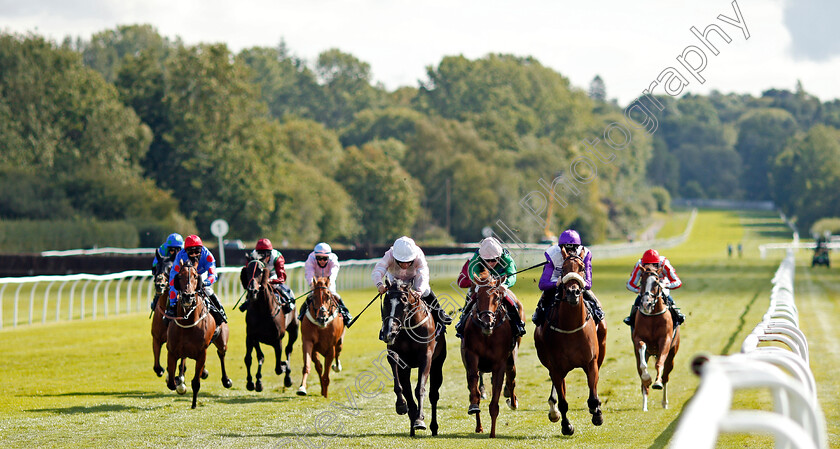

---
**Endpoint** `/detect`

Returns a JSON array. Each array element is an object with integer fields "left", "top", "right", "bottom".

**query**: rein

[
  {"left": 306, "top": 284, "right": 339, "bottom": 327},
  {"left": 547, "top": 255, "right": 590, "bottom": 334},
  {"left": 173, "top": 296, "right": 209, "bottom": 328},
  {"left": 384, "top": 290, "right": 430, "bottom": 331}
]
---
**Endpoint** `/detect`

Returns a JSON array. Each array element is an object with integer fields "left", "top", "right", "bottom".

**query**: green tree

[
  {"left": 314, "top": 49, "right": 386, "bottom": 128},
  {"left": 735, "top": 108, "right": 798, "bottom": 200},
  {"left": 81, "top": 24, "right": 174, "bottom": 83}
]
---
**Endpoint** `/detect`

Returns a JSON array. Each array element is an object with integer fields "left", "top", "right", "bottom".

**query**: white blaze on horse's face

[{"left": 642, "top": 274, "right": 658, "bottom": 313}]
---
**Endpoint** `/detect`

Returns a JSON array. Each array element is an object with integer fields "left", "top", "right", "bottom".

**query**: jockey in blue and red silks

[
  {"left": 624, "top": 248, "right": 685, "bottom": 329},
  {"left": 298, "top": 242, "right": 353, "bottom": 326},
  {"left": 150, "top": 232, "right": 183, "bottom": 310},
  {"left": 166, "top": 234, "right": 227, "bottom": 324},
  {"left": 532, "top": 229, "right": 605, "bottom": 326}
]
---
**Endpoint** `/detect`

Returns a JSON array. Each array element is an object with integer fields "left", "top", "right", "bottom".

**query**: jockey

[
  {"left": 166, "top": 234, "right": 228, "bottom": 324},
  {"left": 299, "top": 242, "right": 354, "bottom": 326},
  {"left": 239, "top": 238, "right": 294, "bottom": 313},
  {"left": 624, "top": 248, "right": 685, "bottom": 327},
  {"left": 454, "top": 237, "right": 525, "bottom": 339},
  {"left": 150, "top": 232, "right": 183, "bottom": 310},
  {"left": 532, "top": 229, "right": 605, "bottom": 326},
  {"left": 372, "top": 236, "right": 452, "bottom": 342}
]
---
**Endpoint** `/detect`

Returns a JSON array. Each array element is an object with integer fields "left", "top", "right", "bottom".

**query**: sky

[{"left": 1, "top": 0, "right": 839, "bottom": 105}]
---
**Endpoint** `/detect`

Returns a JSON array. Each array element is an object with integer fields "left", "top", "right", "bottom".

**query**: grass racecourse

[{"left": 1, "top": 209, "right": 839, "bottom": 449}]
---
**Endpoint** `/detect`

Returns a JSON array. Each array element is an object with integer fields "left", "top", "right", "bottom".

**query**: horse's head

[
  {"left": 473, "top": 269, "right": 506, "bottom": 336},
  {"left": 558, "top": 255, "right": 586, "bottom": 305},
  {"left": 311, "top": 276, "right": 335, "bottom": 326},
  {"left": 241, "top": 259, "right": 268, "bottom": 301},
  {"left": 639, "top": 266, "right": 664, "bottom": 314},
  {"left": 176, "top": 259, "right": 201, "bottom": 314},
  {"left": 381, "top": 279, "right": 419, "bottom": 345},
  {"left": 154, "top": 260, "right": 173, "bottom": 295}
]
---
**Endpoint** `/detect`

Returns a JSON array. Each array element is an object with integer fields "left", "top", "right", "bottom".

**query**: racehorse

[
  {"left": 381, "top": 279, "right": 446, "bottom": 437},
  {"left": 166, "top": 258, "right": 232, "bottom": 408},
  {"left": 297, "top": 276, "right": 344, "bottom": 398},
  {"left": 460, "top": 270, "right": 522, "bottom": 438},
  {"left": 239, "top": 258, "right": 298, "bottom": 392},
  {"left": 151, "top": 259, "right": 173, "bottom": 377},
  {"left": 534, "top": 252, "right": 607, "bottom": 435},
  {"left": 632, "top": 265, "right": 680, "bottom": 411}
]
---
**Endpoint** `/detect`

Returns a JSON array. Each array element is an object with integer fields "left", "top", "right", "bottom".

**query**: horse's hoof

[
  {"left": 246, "top": 381, "right": 255, "bottom": 391},
  {"left": 396, "top": 401, "right": 408, "bottom": 415},
  {"left": 284, "top": 375, "right": 293, "bottom": 388},
  {"left": 223, "top": 378, "right": 233, "bottom": 389},
  {"left": 652, "top": 381, "right": 663, "bottom": 390},
  {"left": 506, "top": 397, "right": 518, "bottom": 410},
  {"left": 176, "top": 383, "right": 187, "bottom": 395},
  {"left": 201, "top": 369, "right": 209, "bottom": 380},
  {"left": 154, "top": 367, "right": 164, "bottom": 377},
  {"left": 296, "top": 386, "right": 307, "bottom": 396},
  {"left": 167, "top": 382, "right": 175, "bottom": 391},
  {"left": 468, "top": 404, "right": 480, "bottom": 415},
  {"left": 548, "top": 410, "right": 561, "bottom": 423},
  {"left": 561, "top": 421, "right": 575, "bottom": 436},
  {"left": 413, "top": 419, "right": 426, "bottom": 431},
  {"left": 592, "top": 412, "right": 604, "bottom": 426},
  {"left": 333, "top": 360, "right": 342, "bottom": 373}
]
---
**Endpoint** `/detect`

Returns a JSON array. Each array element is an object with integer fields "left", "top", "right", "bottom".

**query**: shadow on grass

[
  {"left": 647, "top": 398, "right": 691, "bottom": 449},
  {"left": 224, "top": 431, "right": 548, "bottom": 441},
  {"left": 27, "top": 403, "right": 153, "bottom": 414},
  {"left": 719, "top": 290, "right": 760, "bottom": 355}
]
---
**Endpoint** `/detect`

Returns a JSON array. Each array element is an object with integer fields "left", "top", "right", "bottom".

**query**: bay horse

[
  {"left": 151, "top": 259, "right": 173, "bottom": 377},
  {"left": 166, "top": 258, "right": 232, "bottom": 408},
  {"left": 297, "top": 276, "right": 344, "bottom": 398},
  {"left": 239, "top": 258, "right": 298, "bottom": 392},
  {"left": 534, "top": 252, "right": 607, "bottom": 436},
  {"left": 632, "top": 265, "right": 680, "bottom": 411},
  {"left": 460, "top": 271, "right": 522, "bottom": 438},
  {"left": 381, "top": 279, "right": 446, "bottom": 437}
]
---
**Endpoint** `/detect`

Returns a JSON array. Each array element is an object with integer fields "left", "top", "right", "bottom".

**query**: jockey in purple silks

[{"left": 532, "top": 229, "right": 605, "bottom": 326}]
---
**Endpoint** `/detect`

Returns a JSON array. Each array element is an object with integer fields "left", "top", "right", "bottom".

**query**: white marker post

[{"left": 210, "top": 219, "right": 229, "bottom": 267}]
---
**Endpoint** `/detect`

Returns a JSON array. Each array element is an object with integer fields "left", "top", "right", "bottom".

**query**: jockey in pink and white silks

[
  {"left": 371, "top": 236, "right": 452, "bottom": 342},
  {"left": 298, "top": 242, "right": 353, "bottom": 325},
  {"left": 532, "top": 229, "right": 605, "bottom": 326},
  {"left": 624, "top": 248, "right": 685, "bottom": 328}
]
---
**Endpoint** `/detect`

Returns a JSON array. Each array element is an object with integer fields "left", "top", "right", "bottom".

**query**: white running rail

[{"left": 670, "top": 250, "right": 827, "bottom": 449}]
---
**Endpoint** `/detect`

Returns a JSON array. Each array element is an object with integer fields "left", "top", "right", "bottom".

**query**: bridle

[
  {"left": 547, "top": 254, "right": 591, "bottom": 334},
  {"left": 305, "top": 281, "right": 338, "bottom": 327},
  {"left": 382, "top": 283, "right": 430, "bottom": 341},
  {"left": 174, "top": 263, "right": 208, "bottom": 328},
  {"left": 244, "top": 259, "right": 283, "bottom": 318},
  {"left": 639, "top": 268, "right": 667, "bottom": 316},
  {"left": 471, "top": 282, "right": 507, "bottom": 336}
]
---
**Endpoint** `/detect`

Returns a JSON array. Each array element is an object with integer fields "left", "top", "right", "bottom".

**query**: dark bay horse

[
  {"left": 166, "top": 259, "right": 232, "bottom": 408},
  {"left": 297, "top": 276, "right": 344, "bottom": 397},
  {"left": 381, "top": 279, "right": 446, "bottom": 437},
  {"left": 534, "top": 253, "right": 607, "bottom": 435},
  {"left": 460, "top": 271, "right": 522, "bottom": 438},
  {"left": 240, "top": 259, "right": 298, "bottom": 392},
  {"left": 151, "top": 259, "right": 173, "bottom": 377},
  {"left": 632, "top": 265, "right": 680, "bottom": 411}
]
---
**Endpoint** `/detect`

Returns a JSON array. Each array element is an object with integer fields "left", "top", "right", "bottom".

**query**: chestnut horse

[
  {"left": 240, "top": 258, "right": 298, "bottom": 392},
  {"left": 460, "top": 271, "right": 522, "bottom": 438},
  {"left": 632, "top": 265, "right": 680, "bottom": 411},
  {"left": 151, "top": 259, "right": 173, "bottom": 377},
  {"left": 381, "top": 279, "right": 446, "bottom": 437},
  {"left": 297, "top": 276, "right": 344, "bottom": 397},
  {"left": 534, "top": 253, "right": 607, "bottom": 436},
  {"left": 166, "top": 259, "right": 232, "bottom": 408}
]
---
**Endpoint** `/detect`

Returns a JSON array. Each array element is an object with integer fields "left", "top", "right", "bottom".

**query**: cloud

[{"left": 783, "top": 0, "right": 840, "bottom": 61}]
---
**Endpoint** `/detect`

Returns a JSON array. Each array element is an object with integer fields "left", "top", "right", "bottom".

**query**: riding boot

[
  {"left": 150, "top": 296, "right": 158, "bottom": 311},
  {"left": 337, "top": 297, "right": 354, "bottom": 327},
  {"left": 209, "top": 293, "right": 227, "bottom": 324},
  {"left": 532, "top": 289, "right": 553, "bottom": 326},
  {"left": 623, "top": 304, "right": 637, "bottom": 327},
  {"left": 164, "top": 300, "right": 177, "bottom": 322},
  {"left": 455, "top": 297, "right": 475, "bottom": 339},
  {"left": 298, "top": 296, "right": 310, "bottom": 322},
  {"left": 279, "top": 284, "right": 294, "bottom": 313},
  {"left": 506, "top": 301, "right": 526, "bottom": 337},
  {"left": 422, "top": 290, "right": 452, "bottom": 326},
  {"left": 667, "top": 295, "right": 686, "bottom": 326},
  {"left": 583, "top": 289, "right": 605, "bottom": 324},
  {"left": 238, "top": 299, "right": 250, "bottom": 312}
]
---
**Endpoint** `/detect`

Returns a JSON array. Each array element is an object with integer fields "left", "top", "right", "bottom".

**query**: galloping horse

[
  {"left": 534, "top": 253, "right": 607, "bottom": 435},
  {"left": 632, "top": 265, "right": 680, "bottom": 411},
  {"left": 240, "top": 258, "right": 298, "bottom": 392},
  {"left": 381, "top": 279, "right": 446, "bottom": 437},
  {"left": 460, "top": 270, "right": 522, "bottom": 438},
  {"left": 297, "top": 276, "right": 344, "bottom": 397},
  {"left": 166, "top": 258, "right": 232, "bottom": 408},
  {"left": 151, "top": 259, "right": 173, "bottom": 377}
]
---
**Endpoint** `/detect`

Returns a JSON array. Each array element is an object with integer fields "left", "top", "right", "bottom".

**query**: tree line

[{"left": 0, "top": 25, "right": 837, "bottom": 250}]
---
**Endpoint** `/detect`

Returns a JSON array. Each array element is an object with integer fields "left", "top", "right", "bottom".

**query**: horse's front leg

[
  {"left": 635, "top": 339, "right": 651, "bottom": 411},
  {"left": 652, "top": 335, "right": 672, "bottom": 391},
  {"left": 244, "top": 338, "right": 255, "bottom": 391},
  {"left": 504, "top": 348, "right": 518, "bottom": 410},
  {"left": 165, "top": 349, "right": 177, "bottom": 391},
  {"left": 463, "top": 351, "right": 483, "bottom": 433},
  {"left": 549, "top": 375, "right": 574, "bottom": 436},
  {"left": 254, "top": 343, "right": 265, "bottom": 392},
  {"left": 398, "top": 366, "right": 418, "bottom": 437},
  {"left": 215, "top": 323, "right": 232, "bottom": 388},
  {"left": 585, "top": 359, "right": 603, "bottom": 426},
  {"left": 389, "top": 351, "right": 408, "bottom": 416},
  {"left": 320, "top": 348, "right": 335, "bottom": 398},
  {"left": 297, "top": 339, "right": 314, "bottom": 396},
  {"left": 488, "top": 366, "right": 505, "bottom": 438},
  {"left": 412, "top": 350, "right": 433, "bottom": 432},
  {"left": 191, "top": 352, "right": 207, "bottom": 409}
]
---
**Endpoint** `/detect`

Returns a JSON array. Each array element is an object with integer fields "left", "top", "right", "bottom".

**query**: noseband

[
  {"left": 639, "top": 270, "right": 667, "bottom": 316},
  {"left": 305, "top": 284, "right": 338, "bottom": 327},
  {"left": 382, "top": 287, "right": 430, "bottom": 337},
  {"left": 175, "top": 267, "right": 208, "bottom": 328},
  {"left": 471, "top": 285, "right": 506, "bottom": 335}
]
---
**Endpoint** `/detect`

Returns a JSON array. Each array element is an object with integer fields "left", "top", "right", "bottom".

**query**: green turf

[{"left": 1, "top": 210, "right": 835, "bottom": 448}]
